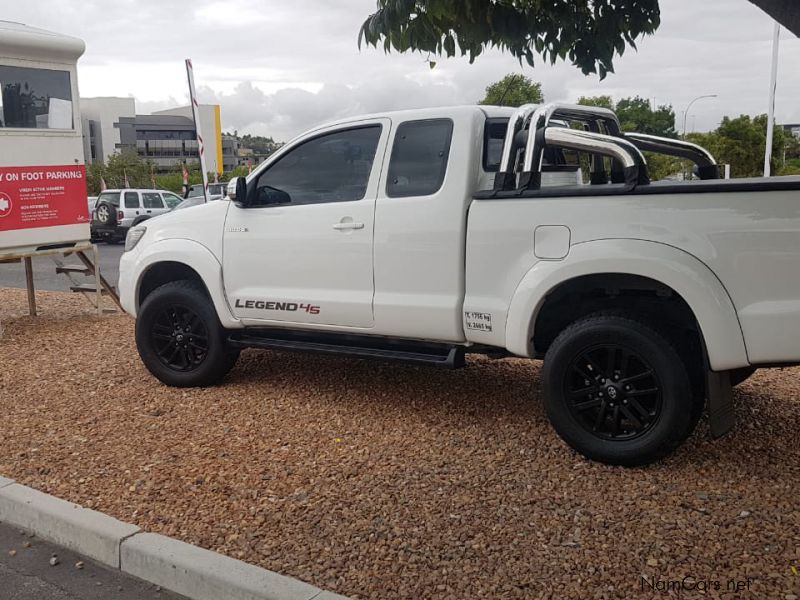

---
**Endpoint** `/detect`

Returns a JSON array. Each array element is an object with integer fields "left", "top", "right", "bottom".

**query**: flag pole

[
  {"left": 185, "top": 58, "right": 209, "bottom": 202},
  {"left": 764, "top": 22, "right": 780, "bottom": 177}
]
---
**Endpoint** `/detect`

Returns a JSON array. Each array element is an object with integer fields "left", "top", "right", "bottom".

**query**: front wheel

[
  {"left": 135, "top": 280, "right": 239, "bottom": 387},
  {"left": 542, "top": 314, "right": 695, "bottom": 467}
]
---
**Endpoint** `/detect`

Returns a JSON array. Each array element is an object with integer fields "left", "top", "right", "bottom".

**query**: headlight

[{"left": 124, "top": 226, "right": 147, "bottom": 252}]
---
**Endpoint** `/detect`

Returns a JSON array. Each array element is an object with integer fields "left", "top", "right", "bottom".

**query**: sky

[{"left": 5, "top": 0, "right": 800, "bottom": 141}]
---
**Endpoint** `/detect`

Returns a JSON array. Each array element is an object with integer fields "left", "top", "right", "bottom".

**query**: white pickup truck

[{"left": 118, "top": 103, "right": 800, "bottom": 466}]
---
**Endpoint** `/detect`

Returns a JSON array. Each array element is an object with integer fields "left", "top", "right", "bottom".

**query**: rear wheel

[
  {"left": 136, "top": 280, "right": 239, "bottom": 387},
  {"left": 542, "top": 314, "right": 694, "bottom": 466}
]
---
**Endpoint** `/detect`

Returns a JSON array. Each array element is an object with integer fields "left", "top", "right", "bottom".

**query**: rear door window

[
  {"left": 142, "top": 192, "right": 164, "bottom": 209},
  {"left": 483, "top": 118, "right": 509, "bottom": 172},
  {"left": 124, "top": 191, "right": 140, "bottom": 209},
  {"left": 387, "top": 119, "right": 453, "bottom": 198}
]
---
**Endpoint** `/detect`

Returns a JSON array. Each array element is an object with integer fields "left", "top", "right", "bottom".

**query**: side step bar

[{"left": 228, "top": 330, "right": 466, "bottom": 369}]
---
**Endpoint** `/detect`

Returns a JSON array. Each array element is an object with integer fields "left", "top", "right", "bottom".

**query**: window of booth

[{"left": 0, "top": 65, "right": 73, "bottom": 129}]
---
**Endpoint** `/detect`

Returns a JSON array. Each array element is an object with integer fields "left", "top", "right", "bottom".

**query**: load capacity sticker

[
  {"left": 465, "top": 311, "right": 493, "bottom": 332},
  {"left": 0, "top": 165, "right": 89, "bottom": 232}
]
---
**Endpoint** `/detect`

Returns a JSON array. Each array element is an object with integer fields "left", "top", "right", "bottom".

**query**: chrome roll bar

[
  {"left": 544, "top": 128, "right": 639, "bottom": 170},
  {"left": 624, "top": 133, "right": 720, "bottom": 179},
  {"left": 493, "top": 101, "right": 720, "bottom": 191},
  {"left": 494, "top": 104, "right": 538, "bottom": 190},
  {"left": 498, "top": 104, "right": 538, "bottom": 174}
]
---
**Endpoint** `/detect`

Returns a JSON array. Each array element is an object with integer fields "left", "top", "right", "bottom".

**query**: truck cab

[{"left": 119, "top": 103, "right": 800, "bottom": 466}]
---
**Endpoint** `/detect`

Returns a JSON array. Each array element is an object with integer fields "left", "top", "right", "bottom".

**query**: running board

[{"left": 228, "top": 330, "right": 466, "bottom": 369}]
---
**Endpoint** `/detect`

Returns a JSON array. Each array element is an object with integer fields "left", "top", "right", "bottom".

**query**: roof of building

[{"left": 0, "top": 21, "right": 84, "bottom": 63}]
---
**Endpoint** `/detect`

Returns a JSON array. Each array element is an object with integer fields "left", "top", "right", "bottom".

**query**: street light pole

[
  {"left": 764, "top": 22, "right": 781, "bottom": 177},
  {"left": 683, "top": 94, "right": 718, "bottom": 138}
]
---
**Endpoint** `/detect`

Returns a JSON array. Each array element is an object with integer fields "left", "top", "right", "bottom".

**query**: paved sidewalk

[{"left": 0, "top": 521, "right": 185, "bottom": 600}]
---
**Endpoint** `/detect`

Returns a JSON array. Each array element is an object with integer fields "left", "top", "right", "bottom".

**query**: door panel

[{"left": 223, "top": 119, "right": 390, "bottom": 329}]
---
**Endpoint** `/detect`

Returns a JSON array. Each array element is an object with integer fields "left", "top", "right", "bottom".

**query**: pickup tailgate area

[{"left": 464, "top": 180, "right": 800, "bottom": 364}]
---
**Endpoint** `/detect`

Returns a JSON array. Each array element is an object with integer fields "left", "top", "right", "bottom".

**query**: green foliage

[
  {"left": 479, "top": 73, "right": 543, "bottom": 107},
  {"left": 576, "top": 95, "right": 679, "bottom": 179},
  {"left": 616, "top": 97, "right": 676, "bottom": 138},
  {"left": 359, "top": 0, "right": 661, "bottom": 78},
  {"left": 358, "top": 2, "right": 799, "bottom": 78},
  {"left": 84, "top": 152, "right": 238, "bottom": 196},
  {"left": 688, "top": 114, "right": 791, "bottom": 178},
  {"left": 578, "top": 95, "right": 676, "bottom": 138},
  {"left": 239, "top": 134, "right": 282, "bottom": 155},
  {"left": 576, "top": 95, "right": 614, "bottom": 110}
]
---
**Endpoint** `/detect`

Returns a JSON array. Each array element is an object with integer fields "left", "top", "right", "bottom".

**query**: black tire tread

[
  {"left": 543, "top": 313, "right": 695, "bottom": 467},
  {"left": 135, "top": 279, "right": 238, "bottom": 388}
]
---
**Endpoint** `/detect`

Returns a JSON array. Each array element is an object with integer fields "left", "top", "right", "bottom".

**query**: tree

[
  {"left": 576, "top": 95, "right": 614, "bottom": 110},
  {"left": 359, "top": 1, "right": 799, "bottom": 79},
  {"left": 688, "top": 114, "right": 790, "bottom": 178},
  {"left": 615, "top": 97, "right": 677, "bottom": 138},
  {"left": 239, "top": 134, "right": 282, "bottom": 156},
  {"left": 479, "top": 74, "right": 543, "bottom": 107}
]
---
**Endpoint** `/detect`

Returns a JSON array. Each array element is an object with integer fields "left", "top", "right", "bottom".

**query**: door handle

[{"left": 332, "top": 222, "right": 364, "bottom": 230}]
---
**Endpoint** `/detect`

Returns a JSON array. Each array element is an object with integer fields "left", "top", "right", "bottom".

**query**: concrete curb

[
  {"left": 0, "top": 483, "right": 140, "bottom": 567},
  {"left": 0, "top": 478, "right": 349, "bottom": 600}
]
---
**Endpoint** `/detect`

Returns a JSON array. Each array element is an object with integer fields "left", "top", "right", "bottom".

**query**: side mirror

[
  {"left": 227, "top": 177, "right": 248, "bottom": 203},
  {"left": 255, "top": 185, "right": 291, "bottom": 206}
]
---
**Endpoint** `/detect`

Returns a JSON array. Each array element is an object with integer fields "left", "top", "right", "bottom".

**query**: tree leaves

[
  {"left": 358, "top": 0, "right": 659, "bottom": 78},
  {"left": 479, "top": 73, "right": 544, "bottom": 107}
]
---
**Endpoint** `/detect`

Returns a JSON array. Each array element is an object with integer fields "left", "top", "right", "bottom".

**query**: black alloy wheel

[
  {"left": 564, "top": 344, "right": 662, "bottom": 441},
  {"left": 542, "top": 313, "right": 694, "bottom": 466},
  {"left": 136, "top": 280, "right": 239, "bottom": 387},
  {"left": 150, "top": 304, "right": 210, "bottom": 372}
]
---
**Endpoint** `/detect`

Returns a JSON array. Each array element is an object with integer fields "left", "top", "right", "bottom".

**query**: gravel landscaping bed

[{"left": 1, "top": 287, "right": 799, "bottom": 599}]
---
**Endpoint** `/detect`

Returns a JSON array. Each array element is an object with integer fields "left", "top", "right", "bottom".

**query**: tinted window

[
  {"left": 0, "top": 65, "right": 73, "bottom": 129},
  {"left": 97, "top": 191, "right": 121, "bottom": 207},
  {"left": 142, "top": 192, "right": 164, "bottom": 209},
  {"left": 124, "top": 192, "right": 140, "bottom": 209},
  {"left": 162, "top": 193, "right": 183, "bottom": 209},
  {"left": 483, "top": 118, "right": 508, "bottom": 172},
  {"left": 255, "top": 126, "right": 381, "bottom": 207},
  {"left": 387, "top": 119, "right": 452, "bottom": 198}
]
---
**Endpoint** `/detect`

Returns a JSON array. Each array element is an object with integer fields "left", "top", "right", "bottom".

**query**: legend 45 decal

[
  {"left": 235, "top": 299, "right": 320, "bottom": 315},
  {"left": 464, "top": 311, "right": 492, "bottom": 332}
]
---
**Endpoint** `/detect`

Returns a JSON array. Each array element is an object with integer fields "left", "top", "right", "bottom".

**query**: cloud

[{"left": 3, "top": 0, "right": 800, "bottom": 140}]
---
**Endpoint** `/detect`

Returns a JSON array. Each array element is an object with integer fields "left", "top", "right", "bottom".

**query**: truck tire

[
  {"left": 135, "top": 280, "right": 239, "bottom": 387},
  {"left": 542, "top": 314, "right": 694, "bottom": 467},
  {"left": 94, "top": 201, "right": 117, "bottom": 227}
]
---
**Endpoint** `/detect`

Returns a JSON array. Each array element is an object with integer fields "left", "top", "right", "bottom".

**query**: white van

[{"left": 0, "top": 21, "right": 88, "bottom": 257}]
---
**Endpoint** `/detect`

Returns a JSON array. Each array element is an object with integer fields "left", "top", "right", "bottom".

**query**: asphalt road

[
  {"left": 0, "top": 521, "right": 185, "bottom": 600},
  {"left": 0, "top": 244, "right": 123, "bottom": 293}
]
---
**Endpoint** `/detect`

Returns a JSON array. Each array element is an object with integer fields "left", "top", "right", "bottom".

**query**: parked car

[
  {"left": 118, "top": 103, "right": 800, "bottom": 466},
  {"left": 92, "top": 189, "right": 184, "bottom": 243},
  {"left": 88, "top": 196, "right": 98, "bottom": 213},
  {"left": 172, "top": 196, "right": 220, "bottom": 211},
  {"left": 186, "top": 182, "right": 228, "bottom": 199}
]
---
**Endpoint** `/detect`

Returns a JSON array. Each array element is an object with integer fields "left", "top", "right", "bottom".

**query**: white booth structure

[{"left": 0, "top": 22, "right": 119, "bottom": 315}]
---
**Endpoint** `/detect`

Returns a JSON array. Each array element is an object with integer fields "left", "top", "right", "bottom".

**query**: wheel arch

[
  {"left": 505, "top": 239, "right": 749, "bottom": 371},
  {"left": 129, "top": 239, "right": 241, "bottom": 329}
]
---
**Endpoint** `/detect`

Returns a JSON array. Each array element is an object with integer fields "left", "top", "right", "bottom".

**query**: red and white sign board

[{"left": 0, "top": 165, "right": 89, "bottom": 232}]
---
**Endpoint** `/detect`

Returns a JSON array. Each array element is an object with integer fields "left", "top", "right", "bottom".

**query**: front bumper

[{"left": 117, "top": 249, "right": 138, "bottom": 317}]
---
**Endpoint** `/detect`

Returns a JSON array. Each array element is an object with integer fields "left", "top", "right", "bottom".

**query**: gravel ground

[{"left": 1, "top": 288, "right": 799, "bottom": 600}]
